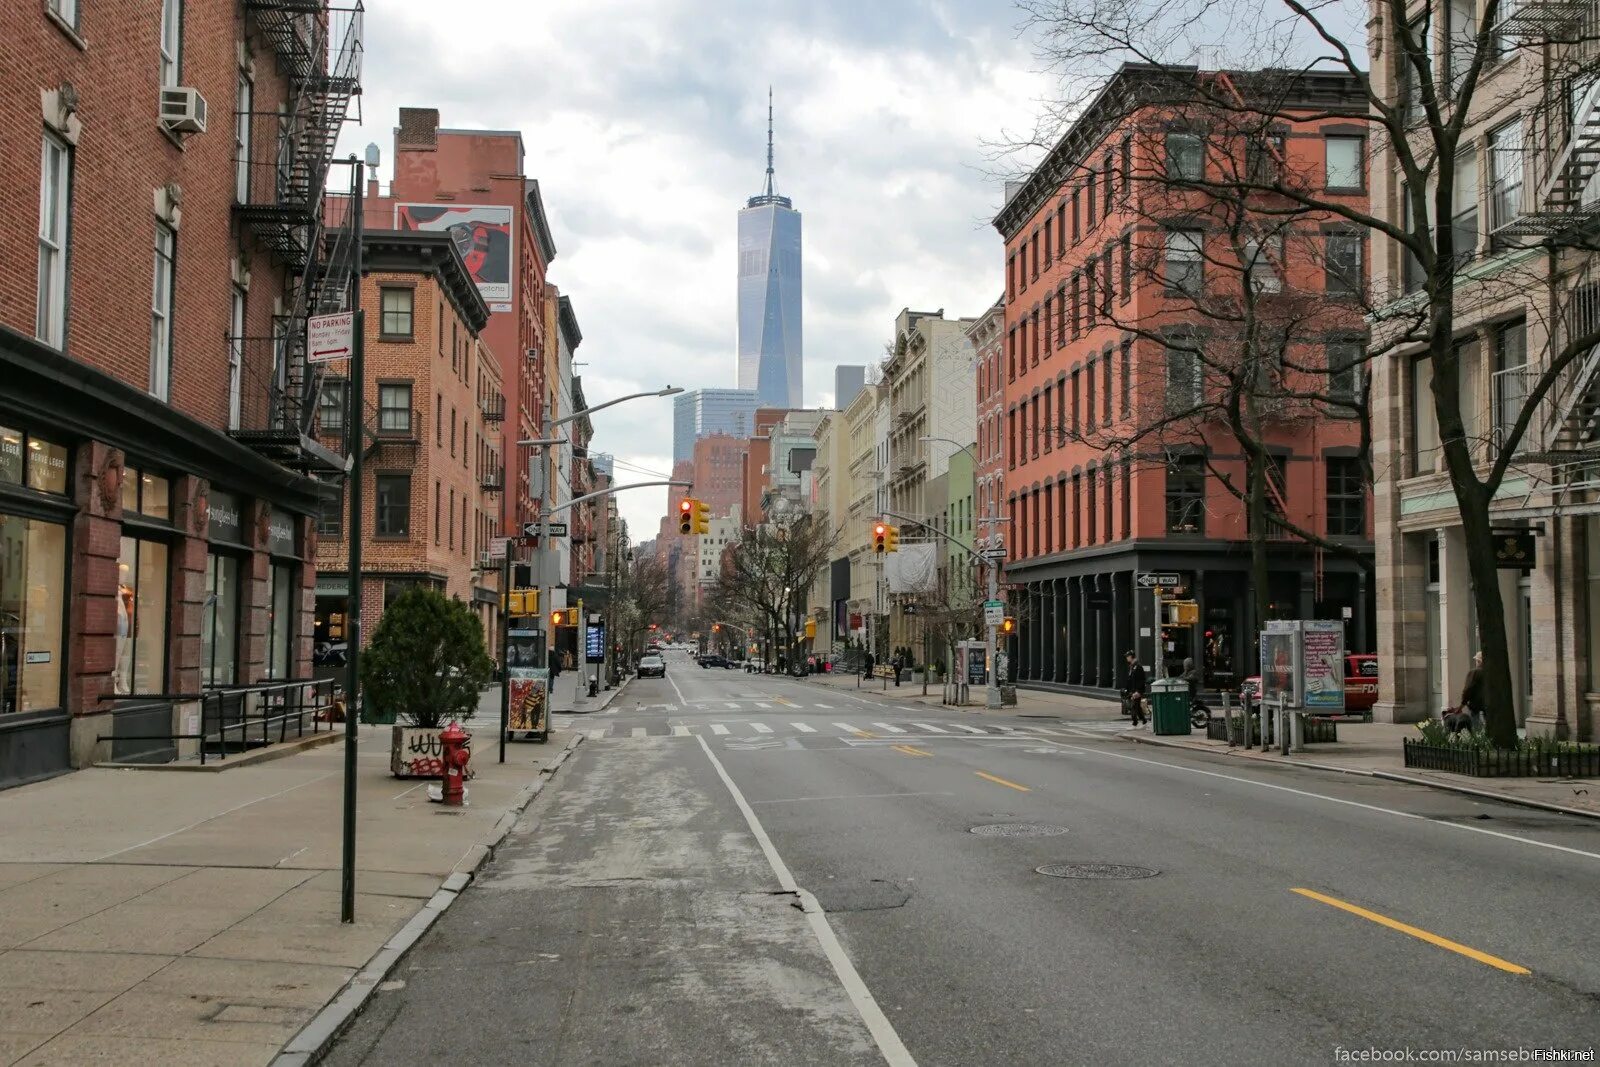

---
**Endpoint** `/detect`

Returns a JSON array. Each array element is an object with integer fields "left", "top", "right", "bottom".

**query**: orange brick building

[
  {"left": 691, "top": 434, "right": 750, "bottom": 518},
  {"left": 313, "top": 233, "right": 504, "bottom": 657},
  {"left": 994, "top": 65, "right": 1373, "bottom": 692},
  {"left": 0, "top": 1, "right": 360, "bottom": 783}
]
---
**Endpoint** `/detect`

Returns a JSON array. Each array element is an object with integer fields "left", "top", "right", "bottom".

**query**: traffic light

[
  {"left": 649, "top": 623, "right": 658, "bottom": 631},
  {"left": 693, "top": 499, "right": 711, "bottom": 535},
  {"left": 804, "top": 618, "right": 817, "bottom": 640},
  {"left": 1000, "top": 617, "right": 1017, "bottom": 635},
  {"left": 678, "top": 498, "right": 694, "bottom": 535},
  {"left": 502, "top": 589, "right": 538, "bottom": 615},
  {"left": 712, "top": 623, "right": 721, "bottom": 632},
  {"left": 1164, "top": 600, "right": 1199, "bottom": 626},
  {"left": 884, "top": 525, "right": 901, "bottom": 552},
  {"left": 551, "top": 609, "right": 566, "bottom": 627},
  {"left": 873, "top": 522, "right": 888, "bottom": 553}
]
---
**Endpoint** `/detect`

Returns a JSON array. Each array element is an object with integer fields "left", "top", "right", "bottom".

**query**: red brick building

[
  {"left": 0, "top": 1, "right": 361, "bottom": 783},
  {"left": 692, "top": 434, "right": 751, "bottom": 519},
  {"left": 993, "top": 65, "right": 1372, "bottom": 692}
]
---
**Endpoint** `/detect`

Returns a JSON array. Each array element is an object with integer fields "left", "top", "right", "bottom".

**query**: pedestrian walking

[
  {"left": 862, "top": 651, "right": 875, "bottom": 684},
  {"left": 1122, "top": 650, "right": 1149, "bottom": 727},
  {"left": 1459, "top": 650, "right": 1485, "bottom": 733},
  {"left": 1181, "top": 657, "right": 1206, "bottom": 713}
]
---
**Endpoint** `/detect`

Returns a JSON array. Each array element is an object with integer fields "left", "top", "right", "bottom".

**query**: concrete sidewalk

[
  {"left": 800, "top": 669, "right": 1117, "bottom": 719},
  {"left": 1123, "top": 720, "right": 1600, "bottom": 819},
  {"left": 0, "top": 696, "right": 578, "bottom": 1065}
]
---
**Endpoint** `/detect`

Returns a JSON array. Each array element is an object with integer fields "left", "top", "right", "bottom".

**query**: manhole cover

[
  {"left": 969, "top": 823, "right": 1069, "bottom": 837},
  {"left": 1036, "top": 863, "right": 1159, "bottom": 880}
]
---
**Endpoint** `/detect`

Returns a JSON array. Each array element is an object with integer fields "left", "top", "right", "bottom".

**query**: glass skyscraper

[
  {"left": 737, "top": 93, "right": 802, "bottom": 409},
  {"left": 673, "top": 389, "right": 759, "bottom": 462}
]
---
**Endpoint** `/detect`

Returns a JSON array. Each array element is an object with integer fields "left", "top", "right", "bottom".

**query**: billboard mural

[{"left": 394, "top": 203, "right": 514, "bottom": 305}]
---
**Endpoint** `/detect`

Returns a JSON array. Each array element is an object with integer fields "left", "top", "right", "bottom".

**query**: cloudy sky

[{"left": 337, "top": 0, "right": 1055, "bottom": 541}]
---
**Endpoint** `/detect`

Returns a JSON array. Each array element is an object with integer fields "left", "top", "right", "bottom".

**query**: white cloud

[{"left": 338, "top": 0, "right": 1048, "bottom": 540}]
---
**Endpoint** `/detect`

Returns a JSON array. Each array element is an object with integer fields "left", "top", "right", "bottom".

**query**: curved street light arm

[{"left": 549, "top": 480, "right": 690, "bottom": 515}]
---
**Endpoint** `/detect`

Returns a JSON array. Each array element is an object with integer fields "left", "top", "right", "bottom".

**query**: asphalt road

[{"left": 325, "top": 649, "right": 1600, "bottom": 1066}]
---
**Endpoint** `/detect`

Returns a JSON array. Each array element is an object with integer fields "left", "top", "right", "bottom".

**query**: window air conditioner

[{"left": 160, "top": 86, "right": 208, "bottom": 134}]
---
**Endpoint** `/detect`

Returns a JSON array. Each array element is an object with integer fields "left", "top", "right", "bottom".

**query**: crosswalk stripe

[
  {"left": 710, "top": 724, "right": 730, "bottom": 736},
  {"left": 750, "top": 722, "right": 774, "bottom": 734},
  {"left": 589, "top": 728, "right": 607, "bottom": 740},
  {"left": 816, "top": 704, "right": 833, "bottom": 709},
  {"left": 672, "top": 724, "right": 690, "bottom": 737},
  {"left": 833, "top": 722, "right": 868, "bottom": 735},
  {"left": 950, "top": 724, "right": 987, "bottom": 734},
  {"left": 791, "top": 722, "right": 816, "bottom": 733},
  {"left": 911, "top": 723, "right": 948, "bottom": 734},
  {"left": 631, "top": 727, "right": 647, "bottom": 738},
  {"left": 1027, "top": 726, "right": 1066, "bottom": 736},
  {"left": 872, "top": 722, "right": 906, "bottom": 733},
  {"left": 725, "top": 702, "right": 741, "bottom": 710},
  {"left": 756, "top": 702, "right": 773, "bottom": 709}
]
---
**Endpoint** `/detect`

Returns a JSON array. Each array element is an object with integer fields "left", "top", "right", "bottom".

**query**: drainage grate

[
  {"left": 1035, "top": 863, "right": 1159, "bottom": 880},
  {"left": 969, "top": 823, "right": 1069, "bottom": 837}
]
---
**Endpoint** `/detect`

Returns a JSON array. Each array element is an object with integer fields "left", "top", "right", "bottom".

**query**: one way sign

[{"left": 1136, "top": 572, "right": 1181, "bottom": 588}]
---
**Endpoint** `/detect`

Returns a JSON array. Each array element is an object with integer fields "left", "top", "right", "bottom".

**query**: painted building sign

[{"left": 394, "top": 203, "right": 514, "bottom": 304}]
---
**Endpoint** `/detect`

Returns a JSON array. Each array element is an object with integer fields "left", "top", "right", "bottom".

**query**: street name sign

[
  {"left": 1136, "top": 572, "right": 1181, "bottom": 589},
  {"left": 307, "top": 312, "right": 354, "bottom": 364}
]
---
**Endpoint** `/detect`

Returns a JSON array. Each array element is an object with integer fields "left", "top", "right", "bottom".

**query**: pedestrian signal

[{"left": 1000, "top": 617, "right": 1017, "bottom": 635}]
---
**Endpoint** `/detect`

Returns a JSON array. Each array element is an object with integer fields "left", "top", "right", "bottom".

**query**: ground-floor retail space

[
  {"left": 1378, "top": 512, "right": 1600, "bottom": 740},
  {"left": 1, "top": 329, "right": 328, "bottom": 788},
  {"left": 1004, "top": 541, "right": 1372, "bottom": 695},
  {"left": 313, "top": 571, "right": 502, "bottom": 684}
]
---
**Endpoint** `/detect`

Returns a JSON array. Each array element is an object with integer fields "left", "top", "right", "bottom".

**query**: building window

[
  {"left": 159, "top": 0, "right": 183, "bottom": 87},
  {"left": 1489, "top": 119, "right": 1523, "bottom": 233},
  {"left": 235, "top": 72, "right": 253, "bottom": 203},
  {"left": 1070, "top": 273, "right": 1082, "bottom": 335},
  {"left": 228, "top": 284, "right": 245, "bottom": 430},
  {"left": 1086, "top": 171, "right": 1098, "bottom": 228},
  {"left": 1494, "top": 319, "right": 1528, "bottom": 439},
  {"left": 1085, "top": 262, "right": 1097, "bottom": 327},
  {"left": 1071, "top": 190, "right": 1080, "bottom": 242},
  {"left": 1165, "top": 229, "right": 1203, "bottom": 295},
  {"left": 265, "top": 563, "right": 294, "bottom": 680},
  {"left": 1247, "top": 134, "right": 1284, "bottom": 183},
  {"left": 1071, "top": 369, "right": 1081, "bottom": 436},
  {"left": 1328, "top": 341, "right": 1363, "bottom": 406},
  {"left": 318, "top": 487, "right": 342, "bottom": 538},
  {"left": 1412, "top": 355, "right": 1440, "bottom": 474},
  {"left": 319, "top": 379, "right": 346, "bottom": 434},
  {"left": 149, "top": 222, "right": 176, "bottom": 401},
  {"left": 201, "top": 552, "right": 240, "bottom": 688},
  {"left": 1121, "top": 340, "right": 1132, "bottom": 416},
  {"left": 48, "top": 0, "right": 78, "bottom": 28},
  {"left": 1165, "top": 453, "right": 1206, "bottom": 534},
  {"left": 0, "top": 515, "right": 67, "bottom": 714},
  {"left": 1447, "top": 0, "right": 1476, "bottom": 97},
  {"left": 375, "top": 474, "right": 411, "bottom": 538},
  {"left": 381, "top": 288, "right": 414, "bottom": 338},
  {"left": 1120, "top": 234, "right": 1132, "bottom": 303},
  {"left": 120, "top": 467, "right": 172, "bottom": 520},
  {"left": 1244, "top": 234, "right": 1282, "bottom": 294},
  {"left": 1086, "top": 360, "right": 1097, "bottom": 431},
  {"left": 1085, "top": 469, "right": 1098, "bottom": 545},
  {"left": 1165, "top": 343, "right": 1202, "bottom": 411},
  {"left": 1166, "top": 131, "right": 1203, "bottom": 181},
  {"left": 1325, "top": 234, "right": 1363, "bottom": 295},
  {"left": 1103, "top": 150, "right": 1115, "bottom": 211},
  {"left": 1452, "top": 148, "right": 1480, "bottom": 264},
  {"left": 1325, "top": 137, "right": 1363, "bottom": 190},
  {"left": 1102, "top": 352, "right": 1113, "bottom": 423},
  {"left": 1401, "top": 181, "right": 1426, "bottom": 293},
  {"left": 433, "top": 480, "right": 441, "bottom": 544},
  {"left": 1121, "top": 455, "right": 1132, "bottom": 539},
  {"left": 378, "top": 383, "right": 412, "bottom": 435},
  {"left": 1326, "top": 456, "right": 1365, "bottom": 536},
  {"left": 37, "top": 132, "right": 72, "bottom": 349}
]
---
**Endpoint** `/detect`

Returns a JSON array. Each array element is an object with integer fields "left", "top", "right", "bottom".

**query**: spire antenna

[{"left": 764, "top": 87, "right": 775, "bottom": 197}]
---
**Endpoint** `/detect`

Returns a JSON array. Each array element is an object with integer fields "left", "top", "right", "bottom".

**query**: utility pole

[{"left": 339, "top": 157, "right": 364, "bottom": 926}]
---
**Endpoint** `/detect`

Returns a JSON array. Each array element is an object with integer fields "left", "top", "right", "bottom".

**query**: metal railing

[{"left": 98, "top": 678, "right": 336, "bottom": 766}]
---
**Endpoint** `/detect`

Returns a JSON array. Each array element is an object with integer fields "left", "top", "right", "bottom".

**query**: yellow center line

[
  {"left": 975, "top": 771, "right": 1031, "bottom": 792},
  {"left": 775, "top": 697, "right": 797, "bottom": 707},
  {"left": 891, "top": 745, "right": 933, "bottom": 757},
  {"left": 1290, "top": 888, "right": 1530, "bottom": 975}
]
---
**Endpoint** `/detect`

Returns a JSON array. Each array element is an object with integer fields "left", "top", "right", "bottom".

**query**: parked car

[
  {"left": 699, "top": 654, "right": 728, "bottom": 669},
  {"left": 638, "top": 654, "right": 666, "bottom": 678},
  {"left": 745, "top": 658, "right": 766, "bottom": 673},
  {"left": 1240, "top": 654, "right": 1378, "bottom": 714}
]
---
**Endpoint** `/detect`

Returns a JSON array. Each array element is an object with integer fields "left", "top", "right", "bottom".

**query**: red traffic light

[
  {"left": 874, "top": 523, "right": 886, "bottom": 536},
  {"left": 679, "top": 499, "right": 693, "bottom": 512}
]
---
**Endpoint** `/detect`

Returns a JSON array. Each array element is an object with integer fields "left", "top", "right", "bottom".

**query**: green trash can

[{"left": 1150, "top": 677, "right": 1191, "bottom": 735}]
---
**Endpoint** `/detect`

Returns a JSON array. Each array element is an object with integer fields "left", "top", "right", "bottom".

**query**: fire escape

[{"left": 229, "top": 0, "right": 363, "bottom": 472}]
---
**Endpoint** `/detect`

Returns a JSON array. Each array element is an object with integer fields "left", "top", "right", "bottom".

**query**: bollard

[{"left": 1278, "top": 695, "right": 1290, "bottom": 756}]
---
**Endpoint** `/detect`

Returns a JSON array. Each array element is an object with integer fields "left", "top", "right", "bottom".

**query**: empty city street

[{"left": 326, "top": 651, "right": 1600, "bottom": 1065}]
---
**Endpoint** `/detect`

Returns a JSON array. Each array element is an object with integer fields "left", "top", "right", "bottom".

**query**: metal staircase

[{"left": 229, "top": 0, "right": 362, "bottom": 470}]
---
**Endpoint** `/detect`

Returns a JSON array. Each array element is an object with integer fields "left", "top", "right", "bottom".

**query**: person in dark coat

[
  {"left": 1122, "top": 651, "right": 1149, "bottom": 726},
  {"left": 1458, "top": 650, "right": 1486, "bottom": 732}
]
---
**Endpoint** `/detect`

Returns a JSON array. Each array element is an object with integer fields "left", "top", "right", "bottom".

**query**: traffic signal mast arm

[{"left": 878, "top": 509, "right": 986, "bottom": 561}]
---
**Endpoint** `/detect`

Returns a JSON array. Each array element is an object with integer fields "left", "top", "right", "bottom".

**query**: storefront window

[
  {"left": 121, "top": 467, "right": 171, "bottom": 520},
  {"left": 0, "top": 428, "right": 22, "bottom": 485},
  {"left": 201, "top": 553, "right": 241, "bottom": 687},
  {"left": 116, "top": 536, "right": 169, "bottom": 695},
  {"left": 265, "top": 563, "right": 294, "bottom": 680},
  {"left": 1, "top": 428, "right": 68, "bottom": 495},
  {"left": 0, "top": 516, "right": 67, "bottom": 714}
]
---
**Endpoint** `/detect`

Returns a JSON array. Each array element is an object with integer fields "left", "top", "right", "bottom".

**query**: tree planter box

[
  {"left": 1402, "top": 738, "right": 1600, "bottom": 778},
  {"left": 392, "top": 724, "right": 473, "bottom": 778}
]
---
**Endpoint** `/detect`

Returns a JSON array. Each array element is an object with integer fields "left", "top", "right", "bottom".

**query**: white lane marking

[
  {"left": 756, "top": 702, "right": 773, "bottom": 709},
  {"left": 833, "top": 722, "right": 869, "bottom": 735},
  {"left": 791, "top": 722, "right": 817, "bottom": 733},
  {"left": 911, "top": 723, "right": 948, "bottom": 734},
  {"left": 588, "top": 729, "right": 608, "bottom": 740},
  {"left": 672, "top": 724, "right": 691, "bottom": 737},
  {"left": 816, "top": 704, "right": 834, "bottom": 709},
  {"left": 726, "top": 702, "right": 741, "bottom": 710},
  {"left": 631, "top": 727, "right": 647, "bottom": 738},
  {"left": 710, "top": 724, "right": 731, "bottom": 736},
  {"left": 949, "top": 724, "right": 987, "bottom": 735},
  {"left": 666, "top": 671, "right": 689, "bottom": 707},
  {"left": 751, "top": 791, "right": 956, "bottom": 806},
  {"left": 872, "top": 723, "right": 907, "bottom": 734},
  {"left": 1050, "top": 741, "right": 1600, "bottom": 863},
  {"left": 696, "top": 736, "right": 918, "bottom": 1066},
  {"left": 750, "top": 722, "right": 774, "bottom": 734}
]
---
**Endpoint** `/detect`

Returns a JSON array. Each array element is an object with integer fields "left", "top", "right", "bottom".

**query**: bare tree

[
  {"left": 708, "top": 513, "right": 838, "bottom": 668},
  {"left": 1006, "top": 3, "right": 1600, "bottom": 745}
]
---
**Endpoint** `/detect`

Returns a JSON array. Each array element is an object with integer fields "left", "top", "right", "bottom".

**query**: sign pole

[
  {"left": 499, "top": 549, "right": 510, "bottom": 764},
  {"left": 339, "top": 159, "right": 364, "bottom": 927}
]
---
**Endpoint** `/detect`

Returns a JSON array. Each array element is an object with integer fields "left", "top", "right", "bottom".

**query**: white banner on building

[{"left": 885, "top": 543, "right": 937, "bottom": 594}]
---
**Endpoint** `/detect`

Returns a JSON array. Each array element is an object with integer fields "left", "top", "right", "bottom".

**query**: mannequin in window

[{"left": 115, "top": 574, "right": 135, "bottom": 694}]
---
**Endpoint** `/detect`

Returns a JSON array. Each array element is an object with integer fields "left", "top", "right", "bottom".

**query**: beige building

[
  {"left": 1368, "top": 0, "right": 1600, "bottom": 740},
  {"left": 843, "top": 376, "right": 887, "bottom": 653},
  {"left": 806, "top": 411, "right": 851, "bottom": 655}
]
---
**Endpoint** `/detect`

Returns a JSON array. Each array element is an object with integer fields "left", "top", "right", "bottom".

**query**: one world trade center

[{"left": 737, "top": 91, "right": 802, "bottom": 409}]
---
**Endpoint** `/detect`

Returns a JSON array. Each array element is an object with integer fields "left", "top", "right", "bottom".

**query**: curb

[
  {"left": 272, "top": 731, "right": 586, "bottom": 1066},
  {"left": 1122, "top": 732, "right": 1600, "bottom": 822}
]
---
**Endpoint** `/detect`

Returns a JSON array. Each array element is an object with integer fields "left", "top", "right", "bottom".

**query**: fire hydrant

[{"left": 439, "top": 720, "right": 470, "bottom": 807}]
